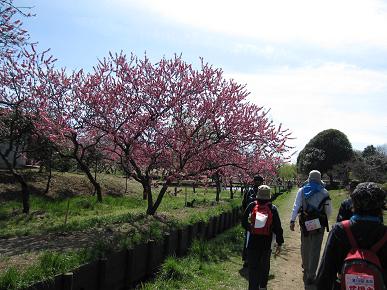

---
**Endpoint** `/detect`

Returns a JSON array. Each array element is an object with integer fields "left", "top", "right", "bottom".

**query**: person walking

[
  {"left": 242, "top": 175, "right": 264, "bottom": 267},
  {"left": 242, "top": 175, "right": 264, "bottom": 210},
  {"left": 316, "top": 182, "right": 386, "bottom": 290},
  {"left": 336, "top": 179, "right": 360, "bottom": 222},
  {"left": 242, "top": 185, "right": 284, "bottom": 290},
  {"left": 289, "top": 170, "right": 332, "bottom": 285}
]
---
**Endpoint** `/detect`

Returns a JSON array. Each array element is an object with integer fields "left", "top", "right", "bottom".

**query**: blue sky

[{"left": 20, "top": 0, "right": 387, "bottom": 162}]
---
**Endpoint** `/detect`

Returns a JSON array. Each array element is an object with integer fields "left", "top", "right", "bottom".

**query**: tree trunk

[
  {"left": 44, "top": 150, "right": 52, "bottom": 194},
  {"left": 143, "top": 187, "right": 148, "bottom": 200},
  {"left": 0, "top": 152, "right": 30, "bottom": 213},
  {"left": 146, "top": 180, "right": 171, "bottom": 215},
  {"left": 124, "top": 174, "right": 128, "bottom": 194},
  {"left": 77, "top": 159, "right": 102, "bottom": 202},
  {"left": 44, "top": 162, "right": 52, "bottom": 194},
  {"left": 229, "top": 181, "right": 234, "bottom": 199},
  {"left": 20, "top": 177, "right": 30, "bottom": 214},
  {"left": 215, "top": 173, "right": 221, "bottom": 202},
  {"left": 142, "top": 180, "right": 153, "bottom": 214},
  {"left": 94, "top": 156, "right": 98, "bottom": 195},
  {"left": 328, "top": 173, "right": 334, "bottom": 186}
]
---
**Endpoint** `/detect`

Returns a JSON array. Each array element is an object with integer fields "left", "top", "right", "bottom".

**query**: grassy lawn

[
  {"left": 138, "top": 226, "right": 247, "bottom": 290},
  {"left": 0, "top": 170, "right": 241, "bottom": 237},
  {"left": 0, "top": 170, "right": 244, "bottom": 289}
]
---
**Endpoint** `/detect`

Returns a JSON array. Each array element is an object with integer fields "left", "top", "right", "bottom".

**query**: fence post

[
  {"left": 124, "top": 248, "right": 134, "bottom": 288},
  {"left": 187, "top": 224, "right": 194, "bottom": 248},
  {"left": 98, "top": 258, "right": 107, "bottom": 290},
  {"left": 163, "top": 232, "right": 171, "bottom": 258},
  {"left": 198, "top": 221, "right": 204, "bottom": 240},
  {"left": 177, "top": 229, "right": 183, "bottom": 256},
  {"left": 147, "top": 239, "right": 155, "bottom": 276},
  {"left": 62, "top": 272, "right": 73, "bottom": 290}
]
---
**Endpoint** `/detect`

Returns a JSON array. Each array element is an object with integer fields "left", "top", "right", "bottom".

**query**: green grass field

[
  {"left": 0, "top": 171, "right": 241, "bottom": 237},
  {"left": 0, "top": 169, "right": 243, "bottom": 289}
]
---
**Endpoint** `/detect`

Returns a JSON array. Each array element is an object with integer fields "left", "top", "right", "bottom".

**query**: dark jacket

[
  {"left": 336, "top": 198, "right": 353, "bottom": 222},
  {"left": 242, "top": 186, "right": 257, "bottom": 209},
  {"left": 315, "top": 219, "right": 387, "bottom": 290},
  {"left": 241, "top": 200, "right": 284, "bottom": 250}
]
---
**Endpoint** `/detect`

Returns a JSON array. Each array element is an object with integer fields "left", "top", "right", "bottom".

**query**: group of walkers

[{"left": 241, "top": 170, "right": 386, "bottom": 290}]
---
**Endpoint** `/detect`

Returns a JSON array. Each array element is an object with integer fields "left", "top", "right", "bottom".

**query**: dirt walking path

[
  {"left": 268, "top": 188, "right": 307, "bottom": 290},
  {"left": 250, "top": 188, "right": 337, "bottom": 290}
]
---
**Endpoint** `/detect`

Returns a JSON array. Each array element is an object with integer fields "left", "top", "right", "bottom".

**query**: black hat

[
  {"left": 253, "top": 175, "right": 264, "bottom": 182},
  {"left": 348, "top": 179, "right": 360, "bottom": 192},
  {"left": 350, "top": 182, "right": 385, "bottom": 212}
]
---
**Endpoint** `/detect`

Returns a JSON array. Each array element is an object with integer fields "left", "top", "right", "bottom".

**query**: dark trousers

[
  {"left": 242, "top": 231, "right": 248, "bottom": 261},
  {"left": 247, "top": 247, "right": 271, "bottom": 290}
]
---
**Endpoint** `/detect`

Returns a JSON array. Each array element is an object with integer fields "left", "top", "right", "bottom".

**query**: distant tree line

[{"left": 297, "top": 129, "right": 387, "bottom": 186}]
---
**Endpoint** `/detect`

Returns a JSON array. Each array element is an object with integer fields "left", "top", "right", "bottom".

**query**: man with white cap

[{"left": 289, "top": 170, "right": 332, "bottom": 285}]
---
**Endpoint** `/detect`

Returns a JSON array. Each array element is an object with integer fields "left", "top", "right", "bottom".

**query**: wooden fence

[{"left": 23, "top": 208, "right": 241, "bottom": 290}]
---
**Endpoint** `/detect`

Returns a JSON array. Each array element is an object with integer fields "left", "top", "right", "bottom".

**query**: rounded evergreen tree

[{"left": 297, "top": 129, "right": 353, "bottom": 183}]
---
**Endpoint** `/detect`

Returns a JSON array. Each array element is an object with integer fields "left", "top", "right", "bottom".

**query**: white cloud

[
  {"left": 120, "top": 0, "right": 387, "bottom": 49},
  {"left": 228, "top": 63, "right": 387, "bottom": 161}
]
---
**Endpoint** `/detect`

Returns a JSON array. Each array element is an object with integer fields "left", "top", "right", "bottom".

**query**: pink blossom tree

[
  {"left": 32, "top": 66, "right": 109, "bottom": 202},
  {"left": 86, "top": 53, "right": 183, "bottom": 209},
  {"left": 90, "top": 53, "right": 291, "bottom": 215},
  {"left": 0, "top": 0, "right": 32, "bottom": 57},
  {"left": 0, "top": 46, "right": 54, "bottom": 213},
  {"left": 185, "top": 103, "right": 291, "bottom": 201}
]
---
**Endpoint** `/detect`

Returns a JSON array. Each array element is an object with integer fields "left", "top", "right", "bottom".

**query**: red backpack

[
  {"left": 250, "top": 201, "right": 273, "bottom": 236},
  {"left": 341, "top": 220, "right": 387, "bottom": 290}
]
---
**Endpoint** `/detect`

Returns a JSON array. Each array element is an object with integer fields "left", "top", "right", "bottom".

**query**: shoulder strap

[
  {"left": 248, "top": 200, "right": 258, "bottom": 209},
  {"left": 342, "top": 220, "right": 358, "bottom": 249},
  {"left": 300, "top": 188, "right": 306, "bottom": 212},
  {"left": 371, "top": 230, "right": 387, "bottom": 253},
  {"left": 317, "top": 195, "right": 330, "bottom": 211},
  {"left": 266, "top": 203, "right": 273, "bottom": 214}
]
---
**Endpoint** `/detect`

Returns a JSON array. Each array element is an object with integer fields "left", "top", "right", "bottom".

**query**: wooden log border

[{"left": 23, "top": 208, "right": 241, "bottom": 290}]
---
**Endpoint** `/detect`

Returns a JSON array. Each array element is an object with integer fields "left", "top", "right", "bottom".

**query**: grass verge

[
  {"left": 0, "top": 245, "right": 114, "bottom": 290},
  {"left": 138, "top": 226, "right": 246, "bottom": 290},
  {"left": 0, "top": 170, "right": 241, "bottom": 238}
]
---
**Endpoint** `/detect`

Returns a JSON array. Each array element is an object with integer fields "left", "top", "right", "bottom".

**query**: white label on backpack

[
  {"left": 345, "top": 273, "right": 374, "bottom": 290},
  {"left": 254, "top": 212, "right": 268, "bottom": 228},
  {"left": 304, "top": 218, "right": 321, "bottom": 231}
]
